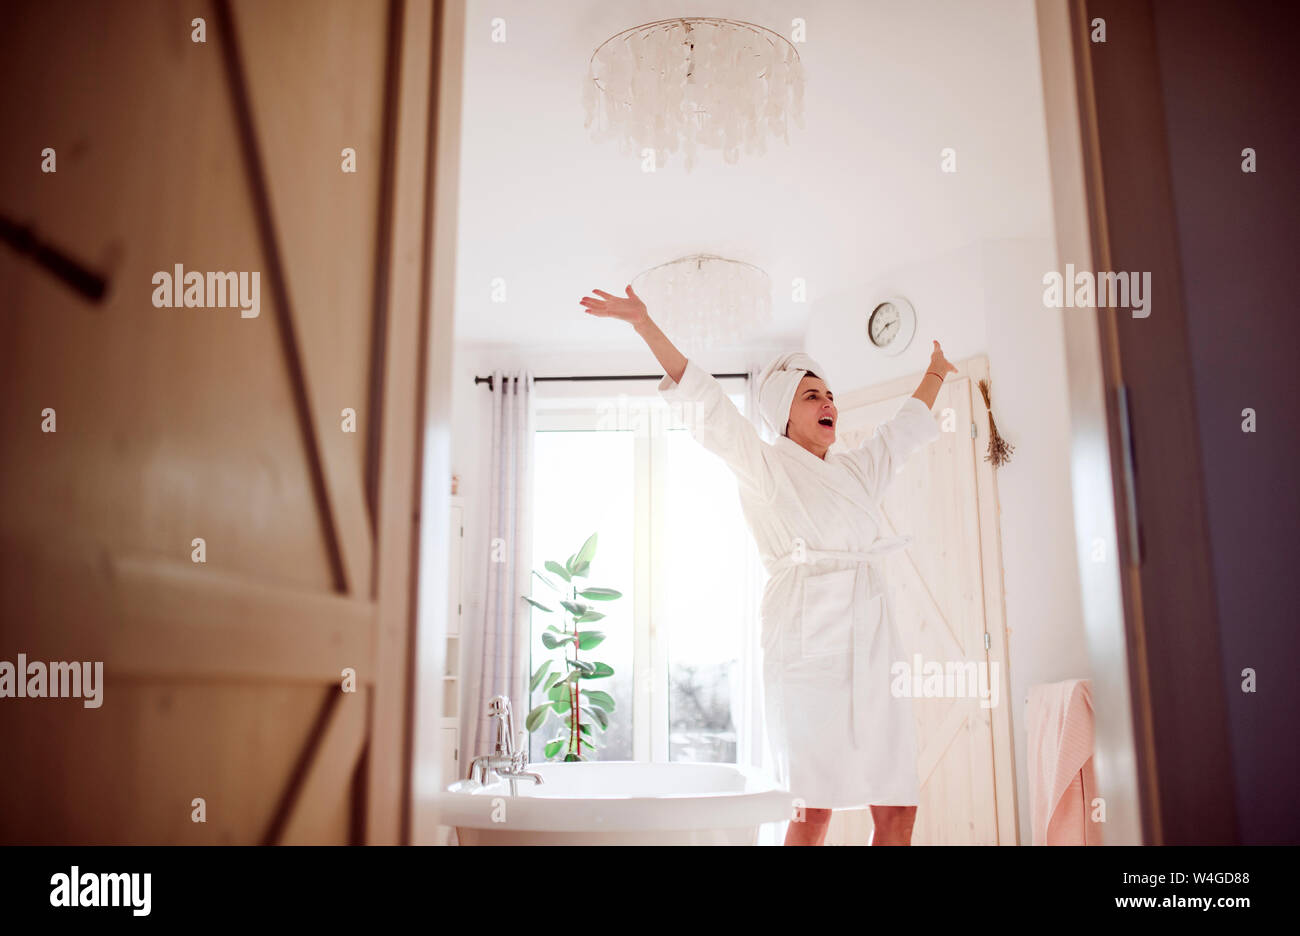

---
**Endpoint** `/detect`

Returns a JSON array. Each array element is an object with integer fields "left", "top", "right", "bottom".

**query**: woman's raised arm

[
  {"left": 580, "top": 284, "right": 778, "bottom": 501},
  {"left": 845, "top": 340, "right": 955, "bottom": 502},
  {"left": 911, "top": 339, "right": 958, "bottom": 408},
  {"left": 579, "top": 285, "right": 685, "bottom": 383}
]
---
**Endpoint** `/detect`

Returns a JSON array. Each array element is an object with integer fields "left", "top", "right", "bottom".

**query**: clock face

[{"left": 869, "top": 302, "right": 901, "bottom": 347}]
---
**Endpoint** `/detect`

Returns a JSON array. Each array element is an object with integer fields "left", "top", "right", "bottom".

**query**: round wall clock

[{"left": 866, "top": 296, "right": 917, "bottom": 357}]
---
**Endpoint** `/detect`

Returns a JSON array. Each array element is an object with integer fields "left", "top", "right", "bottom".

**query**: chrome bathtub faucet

[{"left": 465, "top": 695, "right": 543, "bottom": 795}]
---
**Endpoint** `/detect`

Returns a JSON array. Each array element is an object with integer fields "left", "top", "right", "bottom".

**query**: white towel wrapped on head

[{"left": 756, "top": 351, "right": 828, "bottom": 437}]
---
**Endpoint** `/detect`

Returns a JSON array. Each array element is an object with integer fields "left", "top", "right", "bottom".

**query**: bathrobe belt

[{"left": 768, "top": 535, "right": 914, "bottom": 749}]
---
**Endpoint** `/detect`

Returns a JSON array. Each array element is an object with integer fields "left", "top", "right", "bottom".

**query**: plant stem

[{"left": 572, "top": 583, "right": 582, "bottom": 755}]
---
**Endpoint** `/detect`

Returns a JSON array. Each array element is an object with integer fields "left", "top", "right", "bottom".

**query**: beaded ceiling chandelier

[
  {"left": 631, "top": 254, "right": 772, "bottom": 351},
  {"left": 582, "top": 17, "right": 806, "bottom": 171}
]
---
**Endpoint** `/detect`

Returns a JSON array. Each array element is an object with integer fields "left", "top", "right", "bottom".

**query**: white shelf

[{"left": 440, "top": 494, "right": 465, "bottom": 797}]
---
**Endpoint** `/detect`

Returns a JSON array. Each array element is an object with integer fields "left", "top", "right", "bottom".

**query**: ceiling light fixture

[
  {"left": 582, "top": 17, "right": 805, "bottom": 171},
  {"left": 631, "top": 253, "right": 772, "bottom": 350}
]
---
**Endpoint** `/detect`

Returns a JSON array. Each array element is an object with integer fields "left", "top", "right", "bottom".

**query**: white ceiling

[{"left": 454, "top": 0, "right": 1053, "bottom": 352}]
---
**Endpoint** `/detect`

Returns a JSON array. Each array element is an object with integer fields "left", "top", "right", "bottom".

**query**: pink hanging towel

[{"left": 1027, "top": 679, "right": 1101, "bottom": 845}]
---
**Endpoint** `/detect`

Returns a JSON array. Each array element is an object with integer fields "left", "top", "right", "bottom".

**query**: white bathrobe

[{"left": 659, "top": 358, "right": 943, "bottom": 809}]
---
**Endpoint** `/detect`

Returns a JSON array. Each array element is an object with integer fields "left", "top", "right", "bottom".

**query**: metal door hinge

[
  {"left": 983, "top": 632, "right": 991, "bottom": 650},
  {"left": 971, "top": 422, "right": 977, "bottom": 438}
]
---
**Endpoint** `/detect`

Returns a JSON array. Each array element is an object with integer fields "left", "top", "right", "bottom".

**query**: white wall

[
  {"left": 982, "top": 236, "right": 1092, "bottom": 844},
  {"left": 805, "top": 235, "right": 1090, "bottom": 844},
  {"left": 805, "top": 241, "right": 989, "bottom": 391}
]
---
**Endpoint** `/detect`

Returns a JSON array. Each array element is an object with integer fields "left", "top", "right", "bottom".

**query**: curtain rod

[{"left": 473, "top": 372, "right": 750, "bottom": 390}]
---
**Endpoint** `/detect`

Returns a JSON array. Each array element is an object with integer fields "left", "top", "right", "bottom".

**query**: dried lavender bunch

[{"left": 978, "top": 378, "right": 1014, "bottom": 468}]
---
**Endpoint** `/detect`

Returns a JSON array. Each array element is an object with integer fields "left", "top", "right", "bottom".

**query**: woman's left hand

[{"left": 930, "top": 340, "right": 958, "bottom": 378}]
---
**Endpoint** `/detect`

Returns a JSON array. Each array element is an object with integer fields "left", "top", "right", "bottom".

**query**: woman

[{"left": 579, "top": 284, "right": 956, "bottom": 846}]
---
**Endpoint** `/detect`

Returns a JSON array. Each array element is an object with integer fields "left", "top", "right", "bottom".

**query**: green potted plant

[{"left": 523, "top": 532, "right": 622, "bottom": 761}]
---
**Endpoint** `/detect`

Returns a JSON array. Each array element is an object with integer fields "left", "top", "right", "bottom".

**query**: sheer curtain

[{"left": 463, "top": 369, "right": 535, "bottom": 762}]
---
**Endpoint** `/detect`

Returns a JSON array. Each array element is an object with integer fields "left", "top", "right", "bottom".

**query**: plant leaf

[
  {"left": 532, "top": 569, "right": 563, "bottom": 593},
  {"left": 545, "top": 560, "right": 571, "bottom": 582},
  {"left": 529, "top": 660, "right": 552, "bottom": 692},
  {"left": 544, "top": 739, "right": 563, "bottom": 759},
  {"left": 540, "top": 631, "right": 575, "bottom": 650},
  {"left": 546, "top": 684, "right": 568, "bottom": 704},
  {"left": 576, "top": 631, "right": 606, "bottom": 651},
  {"left": 570, "top": 560, "right": 591, "bottom": 579},
  {"left": 583, "top": 689, "right": 616, "bottom": 712},
  {"left": 583, "top": 704, "right": 609, "bottom": 729},
  {"left": 565, "top": 657, "right": 596, "bottom": 674},
  {"left": 578, "top": 587, "right": 622, "bottom": 601},
  {"left": 575, "top": 610, "right": 605, "bottom": 623},
  {"left": 580, "top": 662, "right": 615, "bottom": 679},
  {"left": 574, "top": 533, "right": 598, "bottom": 568},
  {"left": 525, "top": 704, "right": 551, "bottom": 732},
  {"left": 523, "top": 596, "right": 554, "bottom": 613},
  {"left": 560, "top": 600, "right": 590, "bottom": 618},
  {"left": 541, "top": 672, "right": 562, "bottom": 692}
]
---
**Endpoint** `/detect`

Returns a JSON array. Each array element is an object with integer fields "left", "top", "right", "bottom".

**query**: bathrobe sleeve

[
  {"left": 845, "top": 395, "right": 942, "bottom": 503},
  {"left": 658, "top": 358, "right": 779, "bottom": 502}
]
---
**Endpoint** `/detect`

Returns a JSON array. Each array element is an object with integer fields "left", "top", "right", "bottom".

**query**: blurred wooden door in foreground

[{"left": 0, "top": 0, "right": 445, "bottom": 844}]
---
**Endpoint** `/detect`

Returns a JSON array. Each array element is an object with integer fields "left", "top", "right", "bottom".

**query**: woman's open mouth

[{"left": 818, "top": 416, "right": 834, "bottom": 428}]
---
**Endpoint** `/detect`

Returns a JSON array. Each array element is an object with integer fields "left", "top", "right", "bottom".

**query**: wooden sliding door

[{"left": 0, "top": 0, "right": 450, "bottom": 845}]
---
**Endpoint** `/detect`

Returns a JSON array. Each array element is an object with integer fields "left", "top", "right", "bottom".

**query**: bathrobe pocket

[{"left": 799, "top": 567, "right": 859, "bottom": 658}]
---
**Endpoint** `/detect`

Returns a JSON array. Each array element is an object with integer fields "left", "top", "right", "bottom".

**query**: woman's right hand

[
  {"left": 580, "top": 285, "right": 648, "bottom": 328},
  {"left": 589, "top": 284, "right": 686, "bottom": 384}
]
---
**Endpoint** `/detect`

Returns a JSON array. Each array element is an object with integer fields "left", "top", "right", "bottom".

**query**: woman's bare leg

[
  {"left": 784, "top": 807, "right": 832, "bottom": 845},
  {"left": 868, "top": 805, "right": 917, "bottom": 845}
]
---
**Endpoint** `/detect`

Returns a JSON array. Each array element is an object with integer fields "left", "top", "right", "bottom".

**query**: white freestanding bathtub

[{"left": 435, "top": 761, "right": 794, "bottom": 845}]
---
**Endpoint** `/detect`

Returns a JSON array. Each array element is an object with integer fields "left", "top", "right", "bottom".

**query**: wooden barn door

[
  {"left": 0, "top": 0, "right": 446, "bottom": 844},
  {"left": 826, "top": 358, "right": 1016, "bottom": 845}
]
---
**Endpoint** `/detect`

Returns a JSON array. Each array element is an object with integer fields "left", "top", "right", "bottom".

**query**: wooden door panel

[
  {"left": 0, "top": 2, "right": 338, "bottom": 592},
  {"left": 233, "top": 0, "right": 392, "bottom": 597},
  {"left": 828, "top": 374, "right": 1004, "bottom": 845},
  {"left": 892, "top": 379, "right": 997, "bottom": 845},
  {"left": 0, "top": 0, "right": 428, "bottom": 845},
  {"left": 0, "top": 683, "right": 326, "bottom": 844}
]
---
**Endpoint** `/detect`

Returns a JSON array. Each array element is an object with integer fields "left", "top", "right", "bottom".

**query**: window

[
  {"left": 529, "top": 427, "right": 637, "bottom": 761},
  {"left": 528, "top": 383, "right": 764, "bottom": 766},
  {"left": 662, "top": 427, "right": 751, "bottom": 762}
]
